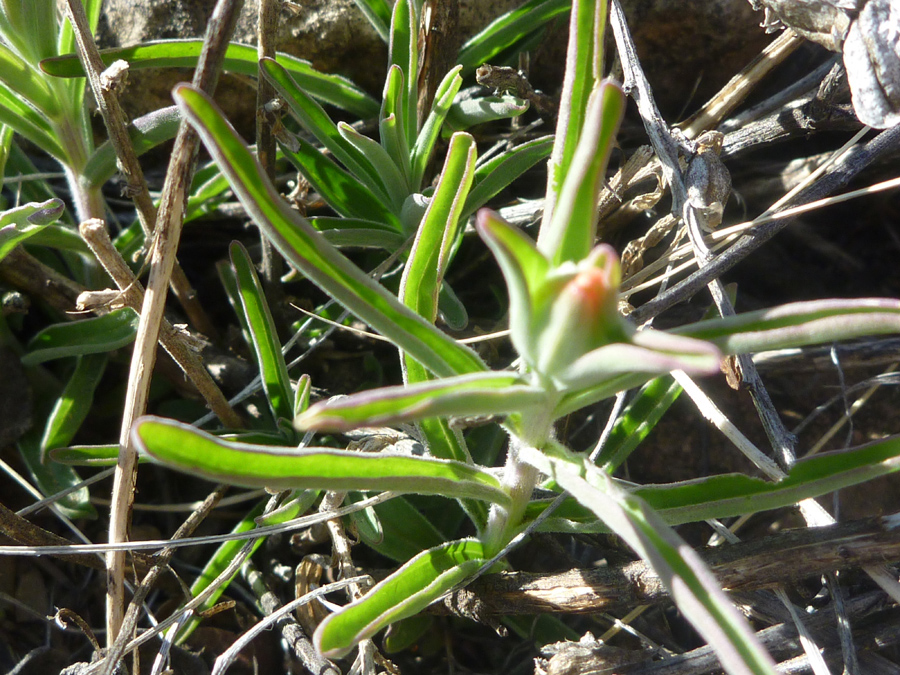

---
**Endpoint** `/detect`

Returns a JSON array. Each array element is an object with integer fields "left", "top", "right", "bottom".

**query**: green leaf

[
  {"left": 293, "top": 373, "right": 311, "bottom": 417},
  {"left": 0, "top": 0, "right": 57, "bottom": 63},
  {"left": 178, "top": 500, "right": 268, "bottom": 642},
  {"left": 398, "top": 133, "right": 483, "bottom": 522},
  {"left": 40, "top": 353, "right": 107, "bottom": 456},
  {"left": 42, "top": 41, "right": 380, "bottom": 118},
  {"left": 538, "top": 80, "right": 624, "bottom": 264},
  {"left": 230, "top": 242, "right": 294, "bottom": 423},
  {"left": 528, "top": 434, "right": 900, "bottom": 531},
  {"left": 280, "top": 135, "right": 399, "bottom": 227},
  {"left": 57, "top": 0, "right": 103, "bottom": 58},
  {"left": 462, "top": 135, "right": 553, "bottom": 219},
  {"left": 383, "top": 615, "right": 434, "bottom": 654},
  {"left": 556, "top": 335, "right": 720, "bottom": 390},
  {"left": 296, "top": 371, "right": 544, "bottom": 432},
  {"left": 0, "top": 197, "right": 65, "bottom": 262},
  {"left": 174, "top": 84, "right": 486, "bottom": 379},
  {"left": 312, "top": 217, "right": 407, "bottom": 250},
  {"left": 400, "top": 132, "right": 476, "bottom": 324},
  {"left": 380, "top": 66, "right": 412, "bottom": 184},
  {"left": 640, "top": 434, "right": 900, "bottom": 525},
  {"left": 0, "top": 42, "right": 59, "bottom": 116},
  {"left": 596, "top": 376, "right": 682, "bottom": 473},
  {"left": 0, "top": 123, "right": 15, "bottom": 179},
  {"left": 541, "top": 0, "right": 606, "bottom": 229},
  {"left": 0, "top": 84, "right": 66, "bottom": 160},
  {"left": 259, "top": 58, "right": 390, "bottom": 202},
  {"left": 475, "top": 209, "right": 552, "bottom": 368},
  {"left": 363, "top": 495, "right": 448, "bottom": 562},
  {"left": 457, "top": 0, "right": 570, "bottom": 72},
  {"left": 49, "top": 444, "right": 121, "bottom": 466},
  {"left": 352, "top": 0, "right": 392, "bottom": 42},
  {"left": 337, "top": 121, "right": 409, "bottom": 210},
  {"left": 17, "top": 432, "right": 96, "bottom": 520},
  {"left": 521, "top": 444, "right": 777, "bottom": 675},
  {"left": 134, "top": 416, "right": 511, "bottom": 505},
  {"left": 255, "top": 489, "right": 318, "bottom": 526},
  {"left": 445, "top": 95, "right": 529, "bottom": 131},
  {"left": 83, "top": 106, "right": 181, "bottom": 188},
  {"left": 675, "top": 299, "right": 900, "bottom": 355},
  {"left": 314, "top": 538, "right": 488, "bottom": 658},
  {"left": 410, "top": 66, "right": 463, "bottom": 189},
  {"left": 23, "top": 307, "right": 139, "bottom": 365},
  {"left": 24, "top": 223, "right": 91, "bottom": 255},
  {"left": 386, "top": 0, "right": 417, "bottom": 149}
]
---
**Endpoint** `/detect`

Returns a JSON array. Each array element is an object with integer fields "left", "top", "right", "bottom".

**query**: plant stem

[{"left": 483, "top": 401, "right": 555, "bottom": 556}]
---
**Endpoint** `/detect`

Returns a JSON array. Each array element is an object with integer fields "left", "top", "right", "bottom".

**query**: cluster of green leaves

[
  {"left": 9, "top": 0, "right": 900, "bottom": 672},
  {"left": 126, "top": 2, "right": 900, "bottom": 674}
]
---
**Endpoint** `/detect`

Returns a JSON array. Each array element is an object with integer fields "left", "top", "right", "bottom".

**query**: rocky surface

[{"left": 96, "top": 0, "right": 772, "bottom": 126}]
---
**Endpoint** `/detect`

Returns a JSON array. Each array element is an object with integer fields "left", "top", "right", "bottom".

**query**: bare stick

[
  {"left": 453, "top": 513, "right": 900, "bottom": 616},
  {"left": 239, "top": 561, "right": 340, "bottom": 675},
  {"left": 99, "top": 486, "right": 228, "bottom": 675},
  {"left": 678, "top": 30, "right": 804, "bottom": 138},
  {"left": 611, "top": 0, "right": 797, "bottom": 467},
  {"left": 61, "top": 0, "right": 217, "bottom": 339},
  {"left": 79, "top": 220, "right": 242, "bottom": 428},
  {"left": 628, "top": 122, "right": 900, "bottom": 325},
  {"left": 106, "top": 0, "right": 244, "bottom": 646}
]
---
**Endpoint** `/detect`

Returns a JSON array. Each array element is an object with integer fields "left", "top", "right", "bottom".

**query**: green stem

[{"left": 483, "top": 398, "right": 556, "bottom": 556}]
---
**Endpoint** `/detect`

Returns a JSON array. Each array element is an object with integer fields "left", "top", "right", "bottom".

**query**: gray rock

[{"left": 96, "top": 0, "right": 768, "bottom": 126}]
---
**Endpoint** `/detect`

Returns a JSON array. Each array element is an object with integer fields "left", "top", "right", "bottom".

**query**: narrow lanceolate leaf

[
  {"left": 556, "top": 335, "right": 720, "bottom": 390},
  {"left": 314, "top": 538, "right": 488, "bottom": 658},
  {"left": 639, "top": 434, "right": 900, "bottom": 525},
  {"left": 259, "top": 58, "right": 387, "bottom": 198},
  {"left": 400, "top": 132, "right": 476, "bottom": 324},
  {"left": 386, "top": 0, "right": 417, "bottom": 149},
  {"left": 521, "top": 444, "right": 777, "bottom": 675},
  {"left": 280, "top": 136, "right": 399, "bottom": 228},
  {"left": 410, "top": 66, "right": 464, "bottom": 190},
  {"left": 40, "top": 353, "right": 107, "bottom": 459},
  {"left": 398, "top": 132, "right": 479, "bottom": 496},
  {"left": 230, "top": 242, "right": 294, "bottom": 422},
  {"left": 41, "top": 41, "right": 380, "bottom": 118},
  {"left": 462, "top": 136, "right": 553, "bottom": 219},
  {"left": 675, "top": 299, "right": 900, "bottom": 355},
  {"left": 457, "top": 0, "right": 570, "bottom": 72},
  {"left": 134, "top": 416, "right": 510, "bottom": 505},
  {"left": 18, "top": 430, "right": 96, "bottom": 520},
  {"left": 83, "top": 106, "right": 181, "bottom": 188},
  {"left": 380, "top": 65, "right": 412, "bottom": 183},
  {"left": 50, "top": 444, "right": 121, "bottom": 466},
  {"left": 596, "top": 376, "right": 683, "bottom": 473},
  {"left": 0, "top": 43, "right": 59, "bottom": 116},
  {"left": 174, "top": 84, "right": 486, "bottom": 379},
  {"left": 542, "top": 0, "right": 608, "bottom": 227},
  {"left": 0, "top": 85, "right": 66, "bottom": 160},
  {"left": 475, "top": 209, "right": 552, "bottom": 367},
  {"left": 351, "top": 0, "right": 392, "bottom": 42},
  {"left": 337, "top": 121, "right": 409, "bottom": 210},
  {"left": 0, "top": 197, "right": 65, "bottom": 262},
  {"left": 296, "top": 371, "right": 544, "bottom": 432},
  {"left": 538, "top": 80, "right": 624, "bottom": 265},
  {"left": 365, "top": 496, "right": 454, "bottom": 562},
  {"left": 178, "top": 500, "right": 268, "bottom": 642},
  {"left": 445, "top": 96, "right": 529, "bottom": 131},
  {"left": 527, "top": 434, "right": 900, "bottom": 531},
  {"left": 23, "top": 307, "right": 139, "bottom": 366}
]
